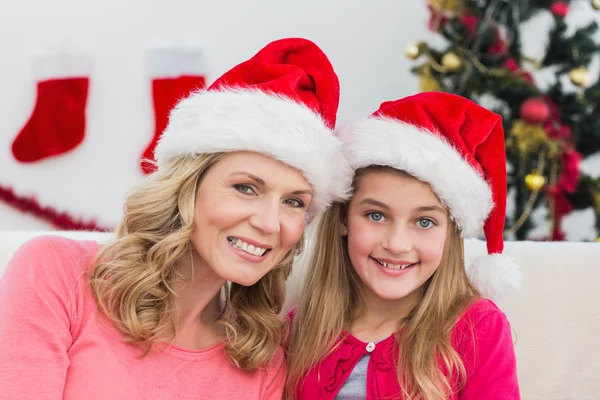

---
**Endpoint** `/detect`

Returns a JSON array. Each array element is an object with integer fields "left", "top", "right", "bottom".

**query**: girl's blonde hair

[
  {"left": 90, "top": 153, "right": 303, "bottom": 371},
  {"left": 286, "top": 166, "right": 480, "bottom": 399}
]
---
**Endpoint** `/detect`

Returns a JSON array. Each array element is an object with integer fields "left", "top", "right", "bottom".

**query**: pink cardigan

[
  {"left": 294, "top": 299, "right": 520, "bottom": 399},
  {"left": 0, "top": 236, "right": 285, "bottom": 400}
]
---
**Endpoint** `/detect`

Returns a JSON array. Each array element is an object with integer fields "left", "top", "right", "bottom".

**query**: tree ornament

[
  {"left": 525, "top": 172, "right": 546, "bottom": 191},
  {"left": 405, "top": 42, "right": 424, "bottom": 60},
  {"left": 419, "top": 65, "right": 442, "bottom": 92},
  {"left": 520, "top": 98, "right": 550, "bottom": 124},
  {"left": 428, "top": 0, "right": 467, "bottom": 15},
  {"left": 551, "top": 1, "right": 569, "bottom": 18},
  {"left": 569, "top": 66, "right": 590, "bottom": 87},
  {"left": 441, "top": 51, "right": 462, "bottom": 71},
  {"left": 592, "top": 0, "right": 600, "bottom": 10},
  {"left": 508, "top": 120, "right": 560, "bottom": 158},
  {"left": 596, "top": 236, "right": 600, "bottom": 242}
]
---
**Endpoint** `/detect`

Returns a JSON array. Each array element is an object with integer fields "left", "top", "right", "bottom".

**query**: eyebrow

[
  {"left": 231, "top": 172, "right": 265, "bottom": 185},
  {"left": 359, "top": 198, "right": 445, "bottom": 214},
  {"left": 415, "top": 205, "right": 446, "bottom": 214},
  {"left": 359, "top": 198, "right": 391, "bottom": 211},
  {"left": 230, "top": 172, "right": 313, "bottom": 196}
]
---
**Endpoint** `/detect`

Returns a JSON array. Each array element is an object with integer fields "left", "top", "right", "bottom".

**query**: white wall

[{"left": 0, "top": 0, "right": 599, "bottom": 240}]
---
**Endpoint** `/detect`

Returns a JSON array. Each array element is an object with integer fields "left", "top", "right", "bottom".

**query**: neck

[
  {"left": 351, "top": 285, "right": 424, "bottom": 342},
  {"left": 173, "top": 249, "right": 225, "bottom": 336}
]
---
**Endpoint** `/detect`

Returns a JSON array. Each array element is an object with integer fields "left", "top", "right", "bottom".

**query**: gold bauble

[
  {"left": 405, "top": 42, "right": 424, "bottom": 60},
  {"left": 509, "top": 119, "right": 560, "bottom": 159},
  {"left": 428, "top": 0, "right": 467, "bottom": 15},
  {"left": 596, "top": 236, "right": 600, "bottom": 242},
  {"left": 442, "top": 52, "right": 462, "bottom": 71},
  {"left": 569, "top": 66, "right": 589, "bottom": 87},
  {"left": 419, "top": 66, "right": 443, "bottom": 92},
  {"left": 592, "top": 0, "right": 600, "bottom": 10},
  {"left": 525, "top": 172, "right": 546, "bottom": 191},
  {"left": 593, "top": 192, "right": 600, "bottom": 210}
]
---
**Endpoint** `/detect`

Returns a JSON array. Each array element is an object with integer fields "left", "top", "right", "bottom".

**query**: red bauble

[
  {"left": 520, "top": 98, "right": 550, "bottom": 124},
  {"left": 551, "top": 1, "right": 569, "bottom": 18}
]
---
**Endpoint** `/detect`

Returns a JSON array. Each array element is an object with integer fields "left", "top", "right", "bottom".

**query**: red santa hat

[
  {"left": 337, "top": 92, "right": 521, "bottom": 302},
  {"left": 154, "top": 38, "right": 352, "bottom": 216}
]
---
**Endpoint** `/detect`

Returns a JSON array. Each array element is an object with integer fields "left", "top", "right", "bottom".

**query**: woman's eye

[
  {"left": 367, "top": 212, "right": 385, "bottom": 222},
  {"left": 417, "top": 218, "right": 435, "bottom": 229},
  {"left": 284, "top": 198, "right": 305, "bottom": 208},
  {"left": 234, "top": 184, "right": 255, "bottom": 195}
]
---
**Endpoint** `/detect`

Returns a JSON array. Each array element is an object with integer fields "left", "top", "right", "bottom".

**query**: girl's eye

[
  {"left": 284, "top": 198, "right": 305, "bottom": 208},
  {"left": 234, "top": 184, "right": 255, "bottom": 195},
  {"left": 417, "top": 218, "right": 435, "bottom": 229},
  {"left": 367, "top": 212, "right": 385, "bottom": 222}
]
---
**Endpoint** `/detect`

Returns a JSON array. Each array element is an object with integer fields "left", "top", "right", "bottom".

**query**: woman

[{"left": 0, "top": 38, "right": 352, "bottom": 399}]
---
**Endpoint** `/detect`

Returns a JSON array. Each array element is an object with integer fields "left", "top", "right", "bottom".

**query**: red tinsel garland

[{"left": 0, "top": 184, "right": 112, "bottom": 231}]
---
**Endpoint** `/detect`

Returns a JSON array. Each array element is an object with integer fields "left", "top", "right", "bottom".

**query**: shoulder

[
  {"left": 456, "top": 298, "right": 508, "bottom": 327},
  {"left": 5, "top": 235, "right": 100, "bottom": 285},
  {"left": 15, "top": 234, "right": 99, "bottom": 264},
  {"left": 452, "top": 298, "right": 513, "bottom": 349}
]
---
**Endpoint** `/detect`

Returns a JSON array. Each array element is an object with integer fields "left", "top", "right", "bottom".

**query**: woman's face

[{"left": 191, "top": 151, "right": 312, "bottom": 286}]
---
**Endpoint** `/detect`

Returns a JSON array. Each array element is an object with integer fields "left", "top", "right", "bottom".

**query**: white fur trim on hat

[
  {"left": 467, "top": 253, "right": 522, "bottom": 303},
  {"left": 337, "top": 117, "right": 493, "bottom": 237},
  {"left": 155, "top": 88, "right": 353, "bottom": 215}
]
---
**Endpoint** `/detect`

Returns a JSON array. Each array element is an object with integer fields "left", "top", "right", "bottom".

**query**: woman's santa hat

[
  {"left": 337, "top": 92, "right": 521, "bottom": 302},
  {"left": 154, "top": 38, "right": 352, "bottom": 216}
]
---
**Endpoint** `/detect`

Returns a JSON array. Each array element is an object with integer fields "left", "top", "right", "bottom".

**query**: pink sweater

[
  {"left": 0, "top": 236, "right": 285, "bottom": 400},
  {"left": 293, "top": 299, "right": 520, "bottom": 399}
]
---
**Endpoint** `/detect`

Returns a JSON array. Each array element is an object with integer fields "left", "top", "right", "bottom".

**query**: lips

[
  {"left": 227, "top": 236, "right": 271, "bottom": 257},
  {"left": 371, "top": 257, "right": 418, "bottom": 270}
]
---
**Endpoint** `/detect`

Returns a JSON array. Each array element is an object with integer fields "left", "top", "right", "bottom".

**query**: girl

[
  {"left": 0, "top": 38, "right": 352, "bottom": 399},
  {"left": 286, "top": 92, "right": 521, "bottom": 400}
]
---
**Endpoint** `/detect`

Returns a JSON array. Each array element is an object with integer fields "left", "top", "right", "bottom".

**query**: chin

[
  {"left": 230, "top": 275, "right": 262, "bottom": 287},
  {"left": 371, "top": 285, "right": 417, "bottom": 301}
]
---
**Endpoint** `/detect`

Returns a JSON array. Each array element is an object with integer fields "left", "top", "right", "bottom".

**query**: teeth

[
  {"left": 376, "top": 259, "right": 411, "bottom": 270},
  {"left": 228, "top": 237, "right": 267, "bottom": 257}
]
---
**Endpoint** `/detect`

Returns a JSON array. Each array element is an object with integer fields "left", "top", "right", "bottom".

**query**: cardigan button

[{"left": 366, "top": 342, "right": 375, "bottom": 352}]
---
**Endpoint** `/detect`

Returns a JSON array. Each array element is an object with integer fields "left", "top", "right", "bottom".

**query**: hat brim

[
  {"left": 155, "top": 88, "right": 352, "bottom": 215},
  {"left": 337, "top": 116, "right": 493, "bottom": 237}
]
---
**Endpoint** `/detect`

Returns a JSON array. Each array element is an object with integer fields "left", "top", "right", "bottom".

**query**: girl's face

[{"left": 344, "top": 169, "right": 448, "bottom": 303}]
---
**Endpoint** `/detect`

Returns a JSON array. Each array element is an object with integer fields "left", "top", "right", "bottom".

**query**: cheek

[
  {"left": 280, "top": 216, "right": 305, "bottom": 248},
  {"left": 346, "top": 216, "right": 378, "bottom": 260},
  {"left": 420, "top": 229, "right": 447, "bottom": 266},
  {"left": 195, "top": 192, "right": 246, "bottom": 228}
]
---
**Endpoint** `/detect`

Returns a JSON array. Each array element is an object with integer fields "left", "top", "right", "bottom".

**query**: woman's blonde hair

[
  {"left": 90, "top": 153, "right": 303, "bottom": 372},
  {"left": 286, "top": 166, "right": 480, "bottom": 399}
]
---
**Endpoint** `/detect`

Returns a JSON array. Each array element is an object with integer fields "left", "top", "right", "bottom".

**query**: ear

[{"left": 340, "top": 214, "right": 348, "bottom": 236}]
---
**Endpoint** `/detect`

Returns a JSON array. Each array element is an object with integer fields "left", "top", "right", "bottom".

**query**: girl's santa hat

[
  {"left": 337, "top": 92, "right": 521, "bottom": 302},
  {"left": 154, "top": 38, "right": 352, "bottom": 216}
]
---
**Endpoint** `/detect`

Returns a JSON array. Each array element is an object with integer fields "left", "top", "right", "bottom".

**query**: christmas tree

[{"left": 406, "top": 0, "right": 600, "bottom": 241}]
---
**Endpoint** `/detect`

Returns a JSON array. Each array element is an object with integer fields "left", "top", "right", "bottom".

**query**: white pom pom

[{"left": 466, "top": 253, "right": 522, "bottom": 303}]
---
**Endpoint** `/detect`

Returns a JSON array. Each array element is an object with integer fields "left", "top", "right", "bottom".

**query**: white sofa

[{"left": 1, "top": 230, "right": 599, "bottom": 399}]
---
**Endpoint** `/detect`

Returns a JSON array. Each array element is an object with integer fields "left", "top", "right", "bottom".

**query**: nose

[
  {"left": 248, "top": 198, "right": 281, "bottom": 235},
  {"left": 382, "top": 223, "right": 412, "bottom": 255}
]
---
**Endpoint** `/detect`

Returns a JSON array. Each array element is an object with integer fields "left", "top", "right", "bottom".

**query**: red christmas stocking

[
  {"left": 141, "top": 48, "right": 207, "bottom": 174},
  {"left": 11, "top": 51, "right": 91, "bottom": 163}
]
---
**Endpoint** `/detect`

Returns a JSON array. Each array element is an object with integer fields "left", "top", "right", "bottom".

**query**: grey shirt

[{"left": 335, "top": 353, "right": 370, "bottom": 399}]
